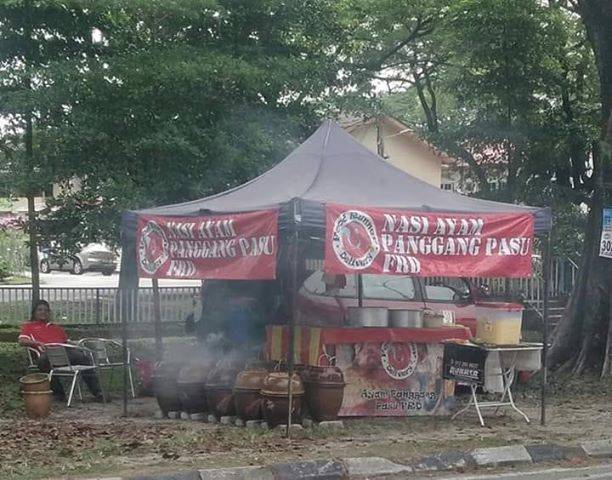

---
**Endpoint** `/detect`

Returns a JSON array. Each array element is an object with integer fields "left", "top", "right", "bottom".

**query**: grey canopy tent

[{"left": 119, "top": 120, "right": 553, "bottom": 426}]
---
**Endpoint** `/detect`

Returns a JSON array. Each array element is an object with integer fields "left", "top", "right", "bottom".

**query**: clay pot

[
  {"left": 19, "top": 373, "right": 50, "bottom": 393},
  {"left": 205, "top": 361, "right": 242, "bottom": 417},
  {"left": 303, "top": 366, "right": 345, "bottom": 422},
  {"left": 205, "top": 387, "right": 234, "bottom": 417},
  {"left": 233, "top": 368, "right": 268, "bottom": 421},
  {"left": 153, "top": 361, "right": 182, "bottom": 415},
  {"left": 177, "top": 360, "right": 213, "bottom": 414},
  {"left": 22, "top": 390, "right": 52, "bottom": 418},
  {"left": 260, "top": 372, "right": 305, "bottom": 427}
]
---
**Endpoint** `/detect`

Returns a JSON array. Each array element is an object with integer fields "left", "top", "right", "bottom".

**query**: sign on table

[
  {"left": 442, "top": 343, "right": 488, "bottom": 386},
  {"left": 599, "top": 208, "right": 612, "bottom": 259}
]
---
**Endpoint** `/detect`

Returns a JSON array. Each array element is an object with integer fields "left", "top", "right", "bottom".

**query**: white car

[{"left": 39, "top": 243, "right": 118, "bottom": 276}]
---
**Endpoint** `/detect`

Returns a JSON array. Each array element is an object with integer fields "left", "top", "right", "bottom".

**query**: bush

[
  {"left": 0, "top": 230, "right": 28, "bottom": 277},
  {"left": 0, "top": 258, "right": 10, "bottom": 280}
]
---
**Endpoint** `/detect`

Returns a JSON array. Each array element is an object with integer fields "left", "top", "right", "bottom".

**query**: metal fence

[
  {"left": 0, "top": 286, "right": 199, "bottom": 326},
  {"left": 0, "top": 259, "right": 578, "bottom": 326},
  {"left": 423, "top": 257, "right": 577, "bottom": 313}
]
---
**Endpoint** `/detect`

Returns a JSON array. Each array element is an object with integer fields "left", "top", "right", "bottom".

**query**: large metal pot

[
  {"left": 388, "top": 309, "right": 423, "bottom": 328},
  {"left": 346, "top": 307, "right": 388, "bottom": 327}
]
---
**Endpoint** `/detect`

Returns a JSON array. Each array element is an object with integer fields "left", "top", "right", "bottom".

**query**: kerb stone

[
  {"left": 581, "top": 439, "right": 612, "bottom": 458},
  {"left": 271, "top": 459, "right": 346, "bottom": 479},
  {"left": 198, "top": 466, "right": 274, "bottom": 480},
  {"left": 344, "top": 457, "right": 412, "bottom": 477},
  {"left": 471, "top": 445, "right": 532, "bottom": 467}
]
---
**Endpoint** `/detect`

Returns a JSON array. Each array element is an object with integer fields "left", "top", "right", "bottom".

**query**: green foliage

[
  {"left": 0, "top": 0, "right": 347, "bottom": 250},
  {"left": 0, "top": 258, "right": 10, "bottom": 280},
  {"left": 0, "top": 231, "right": 28, "bottom": 277},
  {"left": 0, "top": 0, "right": 602, "bottom": 265}
]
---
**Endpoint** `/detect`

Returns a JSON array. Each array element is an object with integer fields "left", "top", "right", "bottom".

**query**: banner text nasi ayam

[
  {"left": 325, "top": 205, "right": 534, "bottom": 277},
  {"left": 136, "top": 210, "right": 278, "bottom": 279}
]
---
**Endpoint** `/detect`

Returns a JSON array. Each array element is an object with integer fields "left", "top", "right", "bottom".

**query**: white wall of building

[{"left": 345, "top": 119, "right": 443, "bottom": 187}]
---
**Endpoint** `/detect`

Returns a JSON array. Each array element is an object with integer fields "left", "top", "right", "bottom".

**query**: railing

[
  {"left": 427, "top": 256, "right": 578, "bottom": 308},
  {"left": 0, "top": 287, "right": 199, "bottom": 326},
  {"left": 470, "top": 257, "right": 578, "bottom": 310},
  {"left": 1, "top": 259, "right": 578, "bottom": 326}
]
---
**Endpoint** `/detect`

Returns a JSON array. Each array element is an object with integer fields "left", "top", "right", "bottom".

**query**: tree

[
  {"left": 1, "top": 1, "right": 347, "bottom": 253},
  {"left": 548, "top": 0, "right": 612, "bottom": 376},
  {"left": 0, "top": 0, "right": 106, "bottom": 299}
]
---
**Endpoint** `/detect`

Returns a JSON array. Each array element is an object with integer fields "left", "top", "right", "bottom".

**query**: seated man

[{"left": 18, "top": 299, "right": 103, "bottom": 401}]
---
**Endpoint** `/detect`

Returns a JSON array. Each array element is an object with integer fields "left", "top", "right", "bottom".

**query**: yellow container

[{"left": 475, "top": 306, "right": 523, "bottom": 345}]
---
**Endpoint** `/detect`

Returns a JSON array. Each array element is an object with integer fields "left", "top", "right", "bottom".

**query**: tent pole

[
  {"left": 357, "top": 274, "right": 363, "bottom": 307},
  {"left": 541, "top": 231, "right": 552, "bottom": 426},
  {"left": 152, "top": 278, "right": 163, "bottom": 362},
  {"left": 286, "top": 201, "right": 300, "bottom": 438}
]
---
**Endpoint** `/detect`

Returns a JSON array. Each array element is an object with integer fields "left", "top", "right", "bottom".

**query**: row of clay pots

[
  {"left": 233, "top": 365, "right": 345, "bottom": 425},
  {"left": 153, "top": 361, "right": 345, "bottom": 426},
  {"left": 153, "top": 359, "right": 246, "bottom": 417}
]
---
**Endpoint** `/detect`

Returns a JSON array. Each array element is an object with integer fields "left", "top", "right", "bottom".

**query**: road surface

[
  {"left": 8, "top": 271, "right": 201, "bottom": 288},
  {"left": 411, "top": 463, "right": 612, "bottom": 479}
]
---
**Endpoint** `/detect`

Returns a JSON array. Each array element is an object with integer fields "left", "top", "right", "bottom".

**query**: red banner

[
  {"left": 136, "top": 210, "right": 278, "bottom": 279},
  {"left": 325, "top": 204, "right": 534, "bottom": 277}
]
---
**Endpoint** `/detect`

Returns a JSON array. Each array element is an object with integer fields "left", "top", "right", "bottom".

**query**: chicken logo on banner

[
  {"left": 380, "top": 342, "right": 419, "bottom": 380},
  {"left": 332, "top": 210, "right": 380, "bottom": 270},
  {"left": 138, "top": 221, "right": 169, "bottom": 275}
]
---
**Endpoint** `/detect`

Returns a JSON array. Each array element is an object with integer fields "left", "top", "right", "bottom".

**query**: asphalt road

[
  {"left": 11, "top": 271, "right": 201, "bottom": 288},
  {"left": 412, "top": 463, "right": 612, "bottom": 479}
]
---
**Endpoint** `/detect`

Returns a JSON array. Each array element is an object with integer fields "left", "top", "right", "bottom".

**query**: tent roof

[{"left": 136, "top": 120, "right": 551, "bottom": 232}]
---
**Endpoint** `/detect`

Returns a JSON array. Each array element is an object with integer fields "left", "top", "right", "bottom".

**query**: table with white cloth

[{"left": 448, "top": 342, "right": 543, "bottom": 427}]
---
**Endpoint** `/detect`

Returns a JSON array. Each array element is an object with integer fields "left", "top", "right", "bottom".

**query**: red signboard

[
  {"left": 325, "top": 204, "right": 534, "bottom": 277},
  {"left": 136, "top": 210, "right": 278, "bottom": 279}
]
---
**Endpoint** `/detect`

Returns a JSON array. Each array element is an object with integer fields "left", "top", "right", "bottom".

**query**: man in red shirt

[{"left": 19, "top": 300, "right": 103, "bottom": 401}]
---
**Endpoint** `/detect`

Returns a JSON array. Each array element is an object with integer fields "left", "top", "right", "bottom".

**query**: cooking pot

[
  {"left": 346, "top": 307, "right": 388, "bottom": 327},
  {"left": 423, "top": 310, "right": 447, "bottom": 328},
  {"left": 388, "top": 309, "right": 423, "bottom": 328}
]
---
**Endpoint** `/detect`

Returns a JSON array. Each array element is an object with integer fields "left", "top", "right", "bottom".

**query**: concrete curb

[
  {"left": 90, "top": 438, "right": 612, "bottom": 480},
  {"left": 580, "top": 439, "right": 612, "bottom": 458}
]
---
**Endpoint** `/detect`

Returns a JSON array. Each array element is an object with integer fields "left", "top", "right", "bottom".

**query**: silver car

[{"left": 39, "top": 243, "right": 117, "bottom": 276}]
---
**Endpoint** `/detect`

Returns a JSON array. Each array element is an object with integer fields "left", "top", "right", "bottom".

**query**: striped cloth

[{"left": 265, "top": 325, "right": 323, "bottom": 366}]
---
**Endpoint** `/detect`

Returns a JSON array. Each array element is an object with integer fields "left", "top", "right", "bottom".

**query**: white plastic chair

[
  {"left": 45, "top": 343, "right": 103, "bottom": 406},
  {"left": 77, "top": 338, "right": 136, "bottom": 398}
]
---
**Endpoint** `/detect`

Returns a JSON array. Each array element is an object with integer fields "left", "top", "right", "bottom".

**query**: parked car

[
  {"left": 192, "top": 270, "right": 522, "bottom": 338},
  {"left": 295, "top": 271, "right": 496, "bottom": 333},
  {"left": 39, "top": 243, "right": 117, "bottom": 276}
]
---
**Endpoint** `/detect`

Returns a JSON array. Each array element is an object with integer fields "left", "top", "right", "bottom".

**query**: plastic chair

[
  {"left": 44, "top": 343, "right": 103, "bottom": 406},
  {"left": 77, "top": 338, "right": 136, "bottom": 398}
]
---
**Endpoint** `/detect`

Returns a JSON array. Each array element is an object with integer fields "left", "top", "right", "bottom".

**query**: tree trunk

[
  {"left": 23, "top": 0, "right": 40, "bottom": 305},
  {"left": 549, "top": 0, "right": 612, "bottom": 375}
]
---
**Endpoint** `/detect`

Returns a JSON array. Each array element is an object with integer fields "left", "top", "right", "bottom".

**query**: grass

[
  {"left": 0, "top": 276, "right": 32, "bottom": 286},
  {"left": 1, "top": 337, "right": 611, "bottom": 480},
  {"left": 0, "top": 343, "right": 28, "bottom": 418}
]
